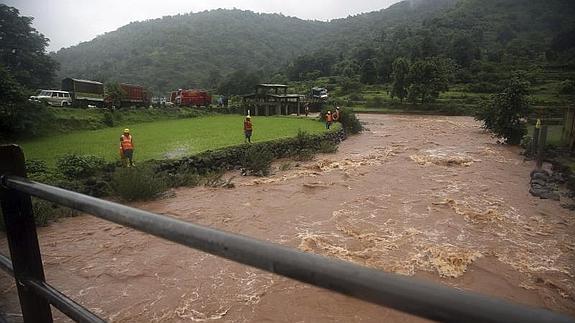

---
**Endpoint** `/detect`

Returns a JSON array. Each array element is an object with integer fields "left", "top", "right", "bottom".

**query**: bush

[
  {"left": 339, "top": 108, "right": 363, "bottom": 134},
  {"left": 559, "top": 80, "right": 575, "bottom": 95},
  {"left": 56, "top": 154, "right": 107, "bottom": 178},
  {"left": 348, "top": 93, "right": 364, "bottom": 101},
  {"left": 318, "top": 140, "right": 338, "bottom": 154},
  {"left": 366, "top": 96, "right": 384, "bottom": 108},
  {"left": 242, "top": 145, "right": 274, "bottom": 176},
  {"left": 163, "top": 164, "right": 202, "bottom": 188},
  {"left": 112, "top": 166, "right": 168, "bottom": 201},
  {"left": 339, "top": 78, "right": 363, "bottom": 95},
  {"left": 102, "top": 111, "right": 115, "bottom": 127},
  {"left": 0, "top": 198, "right": 78, "bottom": 231},
  {"left": 294, "top": 148, "right": 315, "bottom": 161},
  {"left": 26, "top": 159, "right": 48, "bottom": 174}
]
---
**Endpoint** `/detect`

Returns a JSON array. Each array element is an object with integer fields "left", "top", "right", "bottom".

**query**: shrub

[
  {"left": 0, "top": 198, "right": 78, "bottom": 231},
  {"left": 26, "top": 159, "right": 48, "bottom": 174},
  {"left": 339, "top": 108, "right": 363, "bottom": 134},
  {"left": 111, "top": 166, "right": 168, "bottom": 201},
  {"left": 559, "top": 80, "right": 575, "bottom": 95},
  {"left": 102, "top": 111, "right": 115, "bottom": 127},
  {"left": 56, "top": 154, "right": 107, "bottom": 178},
  {"left": 366, "top": 96, "right": 384, "bottom": 108},
  {"left": 348, "top": 93, "right": 364, "bottom": 101},
  {"left": 163, "top": 164, "right": 202, "bottom": 188},
  {"left": 294, "top": 148, "right": 315, "bottom": 161},
  {"left": 242, "top": 145, "right": 273, "bottom": 176},
  {"left": 318, "top": 140, "right": 338, "bottom": 154},
  {"left": 339, "top": 78, "right": 363, "bottom": 95}
]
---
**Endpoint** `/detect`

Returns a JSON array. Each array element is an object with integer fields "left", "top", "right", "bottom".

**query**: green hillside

[{"left": 51, "top": 0, "right": 458, "bottom": 92}]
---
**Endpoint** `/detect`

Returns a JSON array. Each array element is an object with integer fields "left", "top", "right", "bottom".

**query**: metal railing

[{"left": 0, "top": 144, "right": 573, "bottom": 323}]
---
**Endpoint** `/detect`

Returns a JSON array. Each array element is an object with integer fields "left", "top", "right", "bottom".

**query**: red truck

[
  {"left": 170, "top": 89, "right": 211, "bottom": 107},
  {"left": 119, "top": 83, "right": 150, "bottom": 106}
]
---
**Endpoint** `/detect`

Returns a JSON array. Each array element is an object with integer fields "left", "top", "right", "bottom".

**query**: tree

[
  {"left": 390, "top": 57, "right": 410, "bottom": 103},
  {"left": 105, "top": 82, "right": 127, "bottom": 107},
  {"left": 217, "top": 69, "right": 261, "bottom": 96},
  {"left": 407, "top": 58, "right": 451, "bottom": 104},
  {"left": 359, "top": 59, "right": 378, "bottom": 84},
  {"left": 0, "top": 66, "right": 51, "bottom": 138},
  {"left": 475, "top": 77, "right": 530, "bottom": 144},
  {"left": 0, "top": 4, "right": 58, "bottom": 89},
  {"left": 449, "top": 34, "right": 479, "bottom": 68}
]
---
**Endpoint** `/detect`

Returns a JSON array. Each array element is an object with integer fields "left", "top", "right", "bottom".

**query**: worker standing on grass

[
  {"left": 244, "top": 116, "right": 253, "bottom": 143},
  {"left": 120, "top": 128, "right": 135, "bottom": 167},
  {"left": 325, "top": 110, "right": 333, "bottom": 129}
]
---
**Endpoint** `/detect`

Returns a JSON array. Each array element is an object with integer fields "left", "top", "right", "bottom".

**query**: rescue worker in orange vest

[
  {"left": 244, "top": 115, "right": 253, "bottom": 143},
  {"left": 333, "top": 106, "right": 341, "bottom": 122},
  {"left": 325, "top": 111, "right": 333, "bottom": 129},
  {"left": 120, "top": 128, "right": 135, "bottom": 167}
]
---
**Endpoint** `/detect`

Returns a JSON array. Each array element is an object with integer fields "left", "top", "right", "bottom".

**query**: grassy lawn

[{"left": 17, "top": 115, "right": 327, "bottom": 166}]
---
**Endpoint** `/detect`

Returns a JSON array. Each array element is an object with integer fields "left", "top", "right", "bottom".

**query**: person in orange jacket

[
  {"left": 120, "top": 128, "right": 135, "bottom": 167},
  {"left": 325, "top": 111, "right": 333, "bottom": 129},
  {"left": 244, "top": 116, "right": 253, "bottom": 143},
  {"left": 333, "top": 106, "right": 341, "bottom": 122}
]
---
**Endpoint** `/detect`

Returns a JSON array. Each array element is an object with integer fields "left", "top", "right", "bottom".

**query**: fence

[{"left": 0, "top": 144, "right": 573, "bottom": 323}]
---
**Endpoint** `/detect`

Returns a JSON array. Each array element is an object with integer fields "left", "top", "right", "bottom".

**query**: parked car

[
  {"left": 311, "top": 87, "right": 328, "bottom": 100},
  {"left": 29, "top": 90, "right": 72, "bottom": 106}
]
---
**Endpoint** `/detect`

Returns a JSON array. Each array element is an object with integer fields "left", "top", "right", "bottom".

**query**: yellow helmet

[{"left": 123, "top": 128, "right": 130, "bottom": 133}]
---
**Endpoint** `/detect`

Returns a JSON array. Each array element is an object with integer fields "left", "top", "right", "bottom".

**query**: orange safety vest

[
  {"left": 326, "top": 113, "right": 333, "bottom": 122},
  {"left": 333, "top": 111, "right": 340, "bottom": 121},
  {"left": 244, "top": 120, "right": 253, "bottom": 131},
  {"left": 120, "top": 134, "right": 133, "bottom": 150}
]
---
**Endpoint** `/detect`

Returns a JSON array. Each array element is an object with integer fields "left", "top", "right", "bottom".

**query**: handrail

[{"left": 2, "top": 175, "right": 574, "bottom": 323}]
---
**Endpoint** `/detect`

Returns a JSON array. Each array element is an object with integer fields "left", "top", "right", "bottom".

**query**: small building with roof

[{"left": 242, "top": 84, "right": 305, "bottom": 116}]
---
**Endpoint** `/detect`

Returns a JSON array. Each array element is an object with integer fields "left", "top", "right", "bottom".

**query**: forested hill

[
  {"left": 52, "top": 10, "right": 326, "bottom": 93},
  {"left": 51, "top": 0, "right": 575, "bottom": 94},
  {"left": 51, "top": 0, "right": 457, "bottom": 92}
]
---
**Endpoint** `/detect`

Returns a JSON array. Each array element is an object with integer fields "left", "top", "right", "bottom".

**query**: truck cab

[{"left": 311, "top": 87, "right": 328, "bottom": 100}]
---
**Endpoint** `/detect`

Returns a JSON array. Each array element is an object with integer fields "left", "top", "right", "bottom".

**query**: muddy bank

[{"left": 1, "top": 114, "right": 574, "bottom": 322}]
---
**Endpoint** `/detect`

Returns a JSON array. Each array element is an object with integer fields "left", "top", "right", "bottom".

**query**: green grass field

[{"left": 17, "top": 115, "right": 327, "bottom": 166}]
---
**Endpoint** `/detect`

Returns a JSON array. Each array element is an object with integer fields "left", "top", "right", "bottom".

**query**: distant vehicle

[
  {"left": 29, "top": 90, "right": 72, "bottom": 106},
  {"left": 169, "top": 89, "right": 211, "bottom": 107},
  {"left": 61, "top": 78, "right": 105, "bottom": 107},
  {"left": 113, "top": 83, "right": 150, "bottom": 106},
  {"left": 61, "top": 78, "right": 151, "bottom": 108},
  {"left": 311, "top": 87, "right": 328, "bottom": 100}
]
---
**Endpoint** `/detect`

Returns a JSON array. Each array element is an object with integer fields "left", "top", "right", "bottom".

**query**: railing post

[
  {"left": 536, "top": 125, "right": 548, "bottom": 170},
  {"left": 0, "top": 145, "right": 53, "bottom": 323}
]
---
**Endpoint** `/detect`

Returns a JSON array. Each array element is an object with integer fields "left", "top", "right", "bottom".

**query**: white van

[{"left": 29, "top": 90, "right": 72, "bottom": 106}]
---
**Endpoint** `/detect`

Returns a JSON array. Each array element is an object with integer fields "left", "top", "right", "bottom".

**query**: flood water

[{"left": 1, "top": 114, "right": 574, "bottom": 322}]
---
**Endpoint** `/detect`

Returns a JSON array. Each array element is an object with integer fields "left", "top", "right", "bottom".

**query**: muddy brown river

[{"left": 1, "top": 114, "right": 574, "bottom": 322}]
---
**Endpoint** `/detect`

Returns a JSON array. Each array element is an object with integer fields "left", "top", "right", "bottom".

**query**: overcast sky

[{"left": 5, "top": 0, "right": 402, "bottom": 52}]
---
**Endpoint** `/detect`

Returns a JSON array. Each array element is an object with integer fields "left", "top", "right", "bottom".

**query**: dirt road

[{"left": 1, "top": 114, "right": 574, "bottom": 322}]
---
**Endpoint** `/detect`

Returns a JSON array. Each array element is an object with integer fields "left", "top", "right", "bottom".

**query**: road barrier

[{"left": 0, "top": 144, "right": 573, "bottom": 323}]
